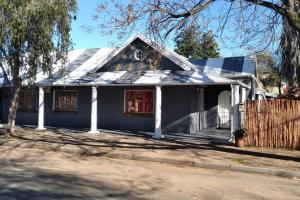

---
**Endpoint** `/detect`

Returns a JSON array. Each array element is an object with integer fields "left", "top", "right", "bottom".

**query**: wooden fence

[{"left": 244, "top": 99, "right": 300, "bottom": 149}]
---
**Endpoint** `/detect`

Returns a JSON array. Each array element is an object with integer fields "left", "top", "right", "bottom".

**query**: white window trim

[
  {"left": 123, "top": 89, "right": 154, "bottom": 114},
  {"left": 18, "top": 89, "right": 38, "bottom": 112},
  {"left": 53, "top": 90, "right": 78, "bottom": 112}
]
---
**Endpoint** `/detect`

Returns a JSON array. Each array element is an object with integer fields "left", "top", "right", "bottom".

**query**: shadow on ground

[
  {"left": 0, "top": 157, "right": 155, "bottom": 200},
  {"left": 5, "top": 126, "right": 299, "bottom": 164}
]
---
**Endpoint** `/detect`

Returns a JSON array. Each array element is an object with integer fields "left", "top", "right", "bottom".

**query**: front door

[{"left": 218, "top": 91, "right": 231, "bottom": 128}]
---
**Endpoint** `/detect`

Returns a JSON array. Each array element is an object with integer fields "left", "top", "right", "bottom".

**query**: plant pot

[{"left": 235, "top": 137, "right": 244, "bottom": 147}]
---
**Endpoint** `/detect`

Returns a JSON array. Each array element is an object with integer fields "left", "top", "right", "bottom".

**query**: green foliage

[
  {"left": 234, "top": 128, "right": 248, "bottom": 139},
  {"left": 199, "top": 31, "right": 220, "bottom": 59},
  {"left": 0, "top": 0, "right": 77, "bottom": 133},
  {"left": 256, "top": 52, "right": 281, "bottom": 87},
  {"left": 0, "top": 0, "right": 77, "bottom": 84},
  {"left": 174, "top": 27, "right": 200, "bottom": 59},
  {"left": 174, "top": 27, "right": 220, "bottom": 59},
  {"left": 263, "top": 68, "right": 280, "bottom": 87}
]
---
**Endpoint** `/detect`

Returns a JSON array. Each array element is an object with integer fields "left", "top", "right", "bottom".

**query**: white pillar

[
  {"left": 153, "top": 85, "right": 163, "bottom": 139},
  {"left": 230, "top": 84, "right": 240, "bottom": 141},
  {"left": 199, "top": 88, "right": 205, "bottom": 130},
  {"left": 240, "top": 87, "right": 247, "bottom": 128},
  {"left": 241, "top": 87, "right": 247, "bottom": 103},
  {"left": 37, "top": 87, "right": 46, "bottom": 130},
  {"left": 258, "top": 94, "right": 263, "bottom": 101},
  {"left": 89, "top": 86, "right": 99, "bottom": 133}
]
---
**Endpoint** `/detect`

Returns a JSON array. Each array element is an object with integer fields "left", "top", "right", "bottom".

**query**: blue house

[{"left": 0, "top": 33, "right": 255, "bottom": 138}]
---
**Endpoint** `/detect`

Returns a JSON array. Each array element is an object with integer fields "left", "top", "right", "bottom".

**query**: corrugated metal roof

[
  {"left": 48, "top": 70, "right": 237, "bottom": 86},
  {"left": 0, "top": 34, "right": 249, "bottom": 87},
  {"left": 189, "top": 56, "right": 256, "bottom": 76}
]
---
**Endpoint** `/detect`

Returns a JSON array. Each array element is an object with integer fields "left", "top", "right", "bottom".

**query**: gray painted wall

[
  {"left": 1, "top": 88, "right": 38, "bottom": 125},
  {"left": 0, "top": 84, "right": 231, "bottom": 133},
  {"left": 98, "top": 85, "right": 196, "bottom": 133},
  {"left": 0, "top": 87, "right": 91, "bottom": 128},
  {"left": 98, "top": 86, "right": 155, "bottom": 132},
  {"left": 44, "top": 86, "right": 91, "bottom": 128},
  {"left": 162, "top": 86, "right": 195, "bottom": 133}
]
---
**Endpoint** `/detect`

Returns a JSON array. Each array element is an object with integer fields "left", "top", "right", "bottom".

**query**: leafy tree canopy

[
  {"left": 174, "top": 27, "right": 220, "bottom": 59},
  {"left": 256, "top": 52, "right": 280, "bottom": 87},
  {"left": 0, "top": 0, "right": 77, "bottom": 133}
]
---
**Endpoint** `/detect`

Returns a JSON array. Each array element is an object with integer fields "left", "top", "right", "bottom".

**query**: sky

[{"left": 71, "top": 0, "right": 247, "bottom": 57}]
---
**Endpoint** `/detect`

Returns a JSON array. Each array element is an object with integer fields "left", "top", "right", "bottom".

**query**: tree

[
  {"left": 199, "top": 31, "right": 220, "bottom": 59},
  {"left": 256, "top": 52, "right": 281, "bottom": 90},
  {"left": 174, "top": 27, "right": 219, "bottom": 59},
  {"left": 91, "top": 0, "right": 300, "bottom": 97},
  {"left": 174, "top": 26, "right": 201, "bottom": 59},
  {"left": 0, "top": 0, "right": 77, "bottom": 134},
  {"left": 281, "top": 19, "right": 300, "bottom": 96}
]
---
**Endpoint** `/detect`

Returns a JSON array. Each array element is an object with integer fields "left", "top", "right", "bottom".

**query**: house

[{"left": 0, "top": 33, "right": 255, "bottom": 138}]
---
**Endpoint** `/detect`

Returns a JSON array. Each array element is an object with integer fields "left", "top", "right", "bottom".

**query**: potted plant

[{"left": 234, "top": 128, "right": 247, "bottom": 147}]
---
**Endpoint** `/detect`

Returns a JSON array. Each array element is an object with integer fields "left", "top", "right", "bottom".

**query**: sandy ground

[
  {"left": 0, "top": 146, "right": 299, "bottom": 200},
  {"left": 3, "top": 128, "right": 300, "bottom": 171}
]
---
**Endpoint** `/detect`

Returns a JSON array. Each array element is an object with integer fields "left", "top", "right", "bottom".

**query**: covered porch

[{"left": 30, "top": 83, "right": 246, "bottom": 139}]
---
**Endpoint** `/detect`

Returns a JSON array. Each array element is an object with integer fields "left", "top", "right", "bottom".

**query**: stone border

[{"left": 1, "top": 139, "right": 300, "bottom": 179}]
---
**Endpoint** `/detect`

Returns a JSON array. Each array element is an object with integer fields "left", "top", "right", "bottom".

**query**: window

[
  {"left": 134, "top": 49, "right": 143, "bottom": 60},
  {"left": 124, "top": 90, "right": 154, "bottom": 116},
  {"left": 54, "top": 90, "right": 77, "bottom": 112},
  {"left": 18, "top": 90, "right": 37, "bottom": 112}
]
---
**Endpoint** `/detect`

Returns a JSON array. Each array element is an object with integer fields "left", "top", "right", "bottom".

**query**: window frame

[
  {"left": 134, "top": 49, "right": 144, "bottom": 60},
  {"left": 53, "top": 90, "right": 78, "bottom": 113},
  {"left": 123, "top": 89, "right": 154, "bottom": 117},
  {"left": 18, "top": 90, "right": 37, "bottom": 112}
]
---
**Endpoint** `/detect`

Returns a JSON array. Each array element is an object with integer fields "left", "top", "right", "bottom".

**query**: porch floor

[{"left": 1, "top": 126, "right": 299, "bottom": 171}]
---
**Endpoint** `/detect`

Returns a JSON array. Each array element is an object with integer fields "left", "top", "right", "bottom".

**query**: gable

[{"left": 97, "top": 38, "right": 185, "bottom": 72}]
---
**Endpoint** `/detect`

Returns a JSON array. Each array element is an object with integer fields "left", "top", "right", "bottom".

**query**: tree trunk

[
  {"left": 7, "top": 78, "right": 21, "bottom": 134},
  {"left": 7, "top": 60, "right": 21, "bottom": 134},
  {"left": 281, "top": 14, "right": 300, "bottom": 97}
]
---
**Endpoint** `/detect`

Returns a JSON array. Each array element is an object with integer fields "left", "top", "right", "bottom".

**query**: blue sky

[{"left": 71, "top": 0, "right": 246, "bottom": 57}]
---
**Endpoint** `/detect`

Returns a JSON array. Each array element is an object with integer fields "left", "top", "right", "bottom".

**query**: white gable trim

[{"left": 91, "top": 33, "right": 198, "bottom": 72}]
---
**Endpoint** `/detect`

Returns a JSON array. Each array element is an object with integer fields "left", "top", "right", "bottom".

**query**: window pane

[
  {"left": 55, "top": 91, "right": 77, "bottom": 112},
  {"left": 18, "top": 90, "right": 36, "bottom": 111},
  {"left": 125, "top": 90, "right": 153, "bottom": 115}
]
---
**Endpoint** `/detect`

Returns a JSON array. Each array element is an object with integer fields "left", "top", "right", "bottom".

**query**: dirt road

[{"left": 0, "top": 146, "right": 299, "bottom": 199}]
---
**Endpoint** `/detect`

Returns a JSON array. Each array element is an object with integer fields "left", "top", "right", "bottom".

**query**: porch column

[
  {"left": 251, "top": 77, "right": 256, "bottom": 100},
  {"left": 240, "top": 87, "right": 247, "bottom": 128},
  {"left": 37, "top": 87, "right": 46, "bottom": 130},
  {"left": 241, "top": 87, "right": 247, "bottom": 103},
  {"left": 230, "top": 84, "right": 240, "bottom": 141},
  {"left": 153, "top": 85, "right": 163, "bottom": 139},
  {"left": 89, "top": 86, "right": 99, "bottom": 133},
  {"left": 199, "top": 88, "right": 205, "bottom": 130}
]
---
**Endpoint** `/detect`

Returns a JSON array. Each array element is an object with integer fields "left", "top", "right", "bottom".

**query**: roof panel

[
  {"left": 222, "top": 56, "right": 244, "bottom": 73},
  {"left": 189, "top": 56, "right": 256, "bottom": 76}
]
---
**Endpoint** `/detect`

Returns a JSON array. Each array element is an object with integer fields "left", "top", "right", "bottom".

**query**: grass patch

[{"left": 232, "top": 158, "right": 247, "bottom": 165}]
